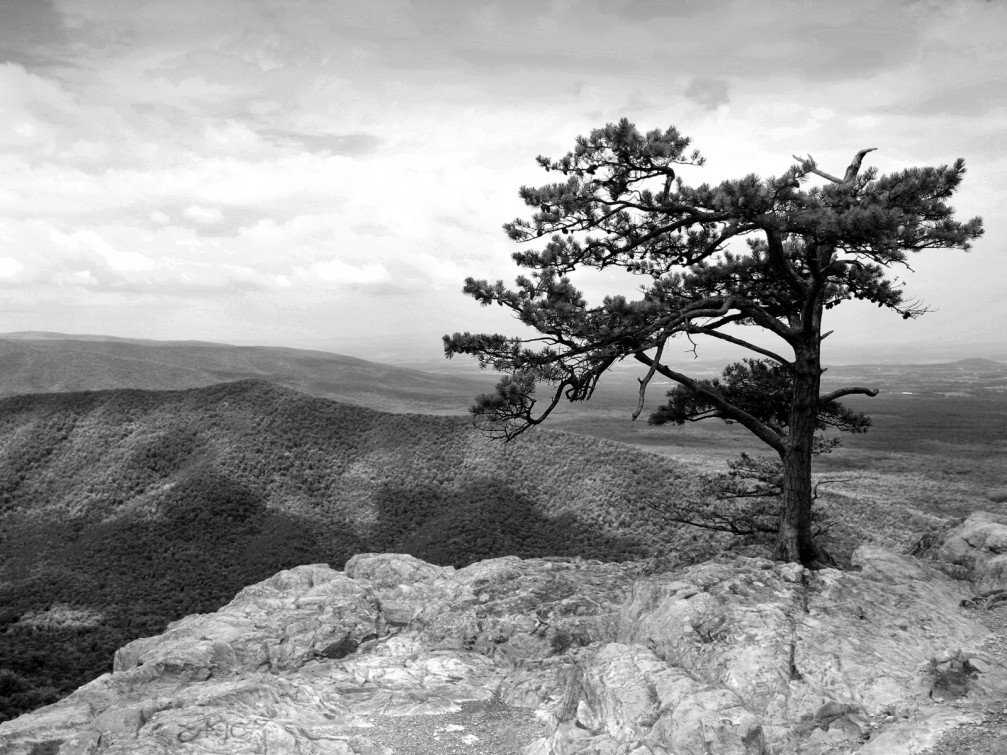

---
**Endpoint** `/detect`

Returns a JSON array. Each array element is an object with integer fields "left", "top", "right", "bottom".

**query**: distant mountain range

[
  {"left": 1, "top": 331, "right": 1003, "bottom": 463},
  {"left": 0, "top": 332, "right": 493, "bottom": 415},
  {"left": 1, "top": 332, "right": 1003, "bottom": 413}
]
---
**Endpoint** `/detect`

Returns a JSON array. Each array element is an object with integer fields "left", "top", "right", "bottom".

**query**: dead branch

[
  {"left": 794, "top": 147, "right": 877, "bottom": 185},
  {"left": 812, "top": 477, "right": 854, "bottom": 500},
  {"left": 632, "top": 341, "right": 665, "bottom": 420},
  {"left": 844, "top": 148, "right": 878, "bottom": 183},
  {"left": 819, "top": 386, "right": 880, "bottom": 403}
]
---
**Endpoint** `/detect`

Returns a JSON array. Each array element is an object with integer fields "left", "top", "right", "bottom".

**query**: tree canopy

[{"left": 445, "top": 119, "right": 983, "bottom": 565}]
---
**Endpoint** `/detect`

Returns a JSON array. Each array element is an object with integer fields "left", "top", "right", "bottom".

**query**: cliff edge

[{"left": 3, "top": 514, "right": 1007, "bottom": 754}]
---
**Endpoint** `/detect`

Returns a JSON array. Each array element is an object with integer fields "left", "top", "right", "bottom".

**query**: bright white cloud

[
  {"left": 183, "top": 205, "right": 225, "bottom": 225},
  {"left": 0, "top": 257, "right": 24, "bottom": 279},
  {"left": 0, "top": 0, "right": 1000, "bottom": 359},
  {"left": 848, "top": 115, "right": 883, "bottom": 130},
  {"left": 303, "top": 259, "right": 390, "bottom": 285}
]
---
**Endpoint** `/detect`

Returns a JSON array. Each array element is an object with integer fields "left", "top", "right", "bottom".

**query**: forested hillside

[{"left": 0, "top": 380, "right": 713, "bottom": 720}]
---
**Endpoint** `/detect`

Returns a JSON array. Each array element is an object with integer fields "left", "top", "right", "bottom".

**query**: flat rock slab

[{"left": 2, "top": 546, "right": 1007, "bottom": 754}]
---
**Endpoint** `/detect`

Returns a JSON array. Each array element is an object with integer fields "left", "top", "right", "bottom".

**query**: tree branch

[
  {"left": 765, "top": 229, "right": 808, "bottom": 297},
  {"left": 794, "top": 147, "right": 877, "bottom": 185},
  {"left": 813, "top": 477, "right": 854, "bottom": 500},
  {"left": 819, "top": 386, "right": 880, "bottom": 403},
  {"left": 794, "top": 156, "right": 843, "bottom": 185},
  {"left": 687, "top": 325, "right": 792, "bottom": 365},
  {"left": 734, "top": 302, "right": 800, "bottom": 342},
  {"left": 632, "top": 340, "right": 665, "bottom": 420},
  {"left": 635, "top": 352, "right": 787, "bottom": 453},
  {"left": 844, "top": 148, "right": 878, "bottom": 184},
  {"left": 667, "top": 294, "right": 797, "bottom": 343}
]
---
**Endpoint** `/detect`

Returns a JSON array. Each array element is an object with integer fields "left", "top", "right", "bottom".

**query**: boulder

[
  {"left": 1, "top": 547, "right": 1006, "bottom": 754},
  {"left": 937, "top": 511, "right": 1007, "bottom": 595}
]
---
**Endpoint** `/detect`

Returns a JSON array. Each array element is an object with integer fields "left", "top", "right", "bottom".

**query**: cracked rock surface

[{"left": 2, "top": 545, "right": 1005, "bottom": 754}]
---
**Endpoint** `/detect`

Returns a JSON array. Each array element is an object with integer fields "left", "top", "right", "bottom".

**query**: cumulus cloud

[{"left": 0, "top": 0, "right": 1001, "bottom": 353}]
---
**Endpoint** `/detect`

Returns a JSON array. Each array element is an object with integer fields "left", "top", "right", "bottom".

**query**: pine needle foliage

[{"left": 445, "top": 119, "right": 983, "bottom": 565}]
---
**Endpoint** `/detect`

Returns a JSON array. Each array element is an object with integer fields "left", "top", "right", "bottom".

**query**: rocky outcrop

[
  {"left": 938, "top": 511, "right": 1007, "bottom": 596},
  {"left": 1, "top": 546, "right": 1005, "bottom": 754}
]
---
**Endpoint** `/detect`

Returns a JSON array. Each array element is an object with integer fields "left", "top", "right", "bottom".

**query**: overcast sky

[{"left": 1, "top": 0, "right": 1004, "bottom": 365}]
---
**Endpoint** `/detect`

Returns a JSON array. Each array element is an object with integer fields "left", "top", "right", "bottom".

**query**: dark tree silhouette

[
  {"left": 650, "top": 357, "right": 870, "bottom": 439},
  {"left": 445, "top": 119, "right": 983, "bottom": 566}
]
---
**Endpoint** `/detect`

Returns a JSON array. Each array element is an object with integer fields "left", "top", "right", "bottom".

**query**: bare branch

[
  {"left": 637, "top": 497, "right": 771, "bottom": 536},
  {"left": 632, "top": 340, "right": 665, "bottom": 420},
  {"left": 795, "top": 147, "right": 877, "bottom": 185},
  {"left": 844, "top": 148, "right": 878, "bottom": 183},
  {"left": 688, "top": 326, "right": 792, "bottom": 365},
  {"left": 819, "top": 386, "right": 880, "bottom": 403},
  {"left": 668, "top": 293, "right": 798, "bottom": 343},
  {"left": 813, "top": 477, "right": 855, "bottom": 500},
  {"left": 800, "top": 161, "right": 843, "bottom": 184}
]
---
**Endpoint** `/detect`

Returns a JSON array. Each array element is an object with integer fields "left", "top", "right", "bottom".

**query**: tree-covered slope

[{"left": 0, "top": 380, "right": 712, "bottom": 720}]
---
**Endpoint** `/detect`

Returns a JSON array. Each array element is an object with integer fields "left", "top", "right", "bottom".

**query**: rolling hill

[
  {"left": 0, "top": 380, "right": 718, "bottom": 721},
  {"left": 0, "top": 332, "right": 492, "bottom": 414}
]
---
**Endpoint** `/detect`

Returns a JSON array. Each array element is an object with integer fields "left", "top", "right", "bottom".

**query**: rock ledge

[{"left": 2, "top": 546, "right": 1005, "bottom": 754}]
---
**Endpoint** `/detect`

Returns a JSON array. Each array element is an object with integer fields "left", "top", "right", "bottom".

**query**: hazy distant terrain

[{"left": 0, "top": 332, "right": 492, "bottom": 415}]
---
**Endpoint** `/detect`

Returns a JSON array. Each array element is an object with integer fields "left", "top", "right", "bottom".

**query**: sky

[{"left": 0, "top": 0, "right": 1005, "bottom": 366}]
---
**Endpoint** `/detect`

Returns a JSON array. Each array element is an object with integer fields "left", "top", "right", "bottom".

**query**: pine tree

[{"left": 444, "top": 119, "right": 983, "bottom": 566}]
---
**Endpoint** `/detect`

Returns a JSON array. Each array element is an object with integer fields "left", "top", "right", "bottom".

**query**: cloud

[
  {"left": 303, "top": 259, "right": 390, "bottom": 285},
  {"left": 63, "top": 229, "right": 157, "bottom": 272},
  {"left": 0, "top": 0, "right": 1002, "bottom": 355},
  {"left": 601, "top": 0, "right": 720, "bottom": 21},
  {"left": 0, "top": 63, "right": 78, "bottom": 151},
  {"left": 684, "top": 77, "right": 729, "bottom": 110},
  {"left": 447, "top": 46, "right": 639, "bottom": 77},
  {"left": 0, "top": 257, "right": 25, "bottom": 279},
  {"left": 776, "top": 21, "right": 920, "bottom": 81},
  {"left": 258, "top": 129, "right": 381, "bottom": 156},
  {"left": 183, "top": 205, "right": 225, "bottom": 225},
  {"left": 0, "top": 0, "right": 71, "bottom": 68},
  {"left": 888, "top": 79, "right": 1007, "bottom": 116}
]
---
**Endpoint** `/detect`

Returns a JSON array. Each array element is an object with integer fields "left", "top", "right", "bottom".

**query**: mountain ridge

[{"left": 0, "top": 333, "right": 492, "bottom": 414}]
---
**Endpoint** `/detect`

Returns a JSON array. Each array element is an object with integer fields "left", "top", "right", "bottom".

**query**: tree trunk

[
  {"left": 773, "top": 345, "right": 824, "bottom": 565},
  {"left": 774, "top": 432, "right": 820, "bottom": 564}
]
